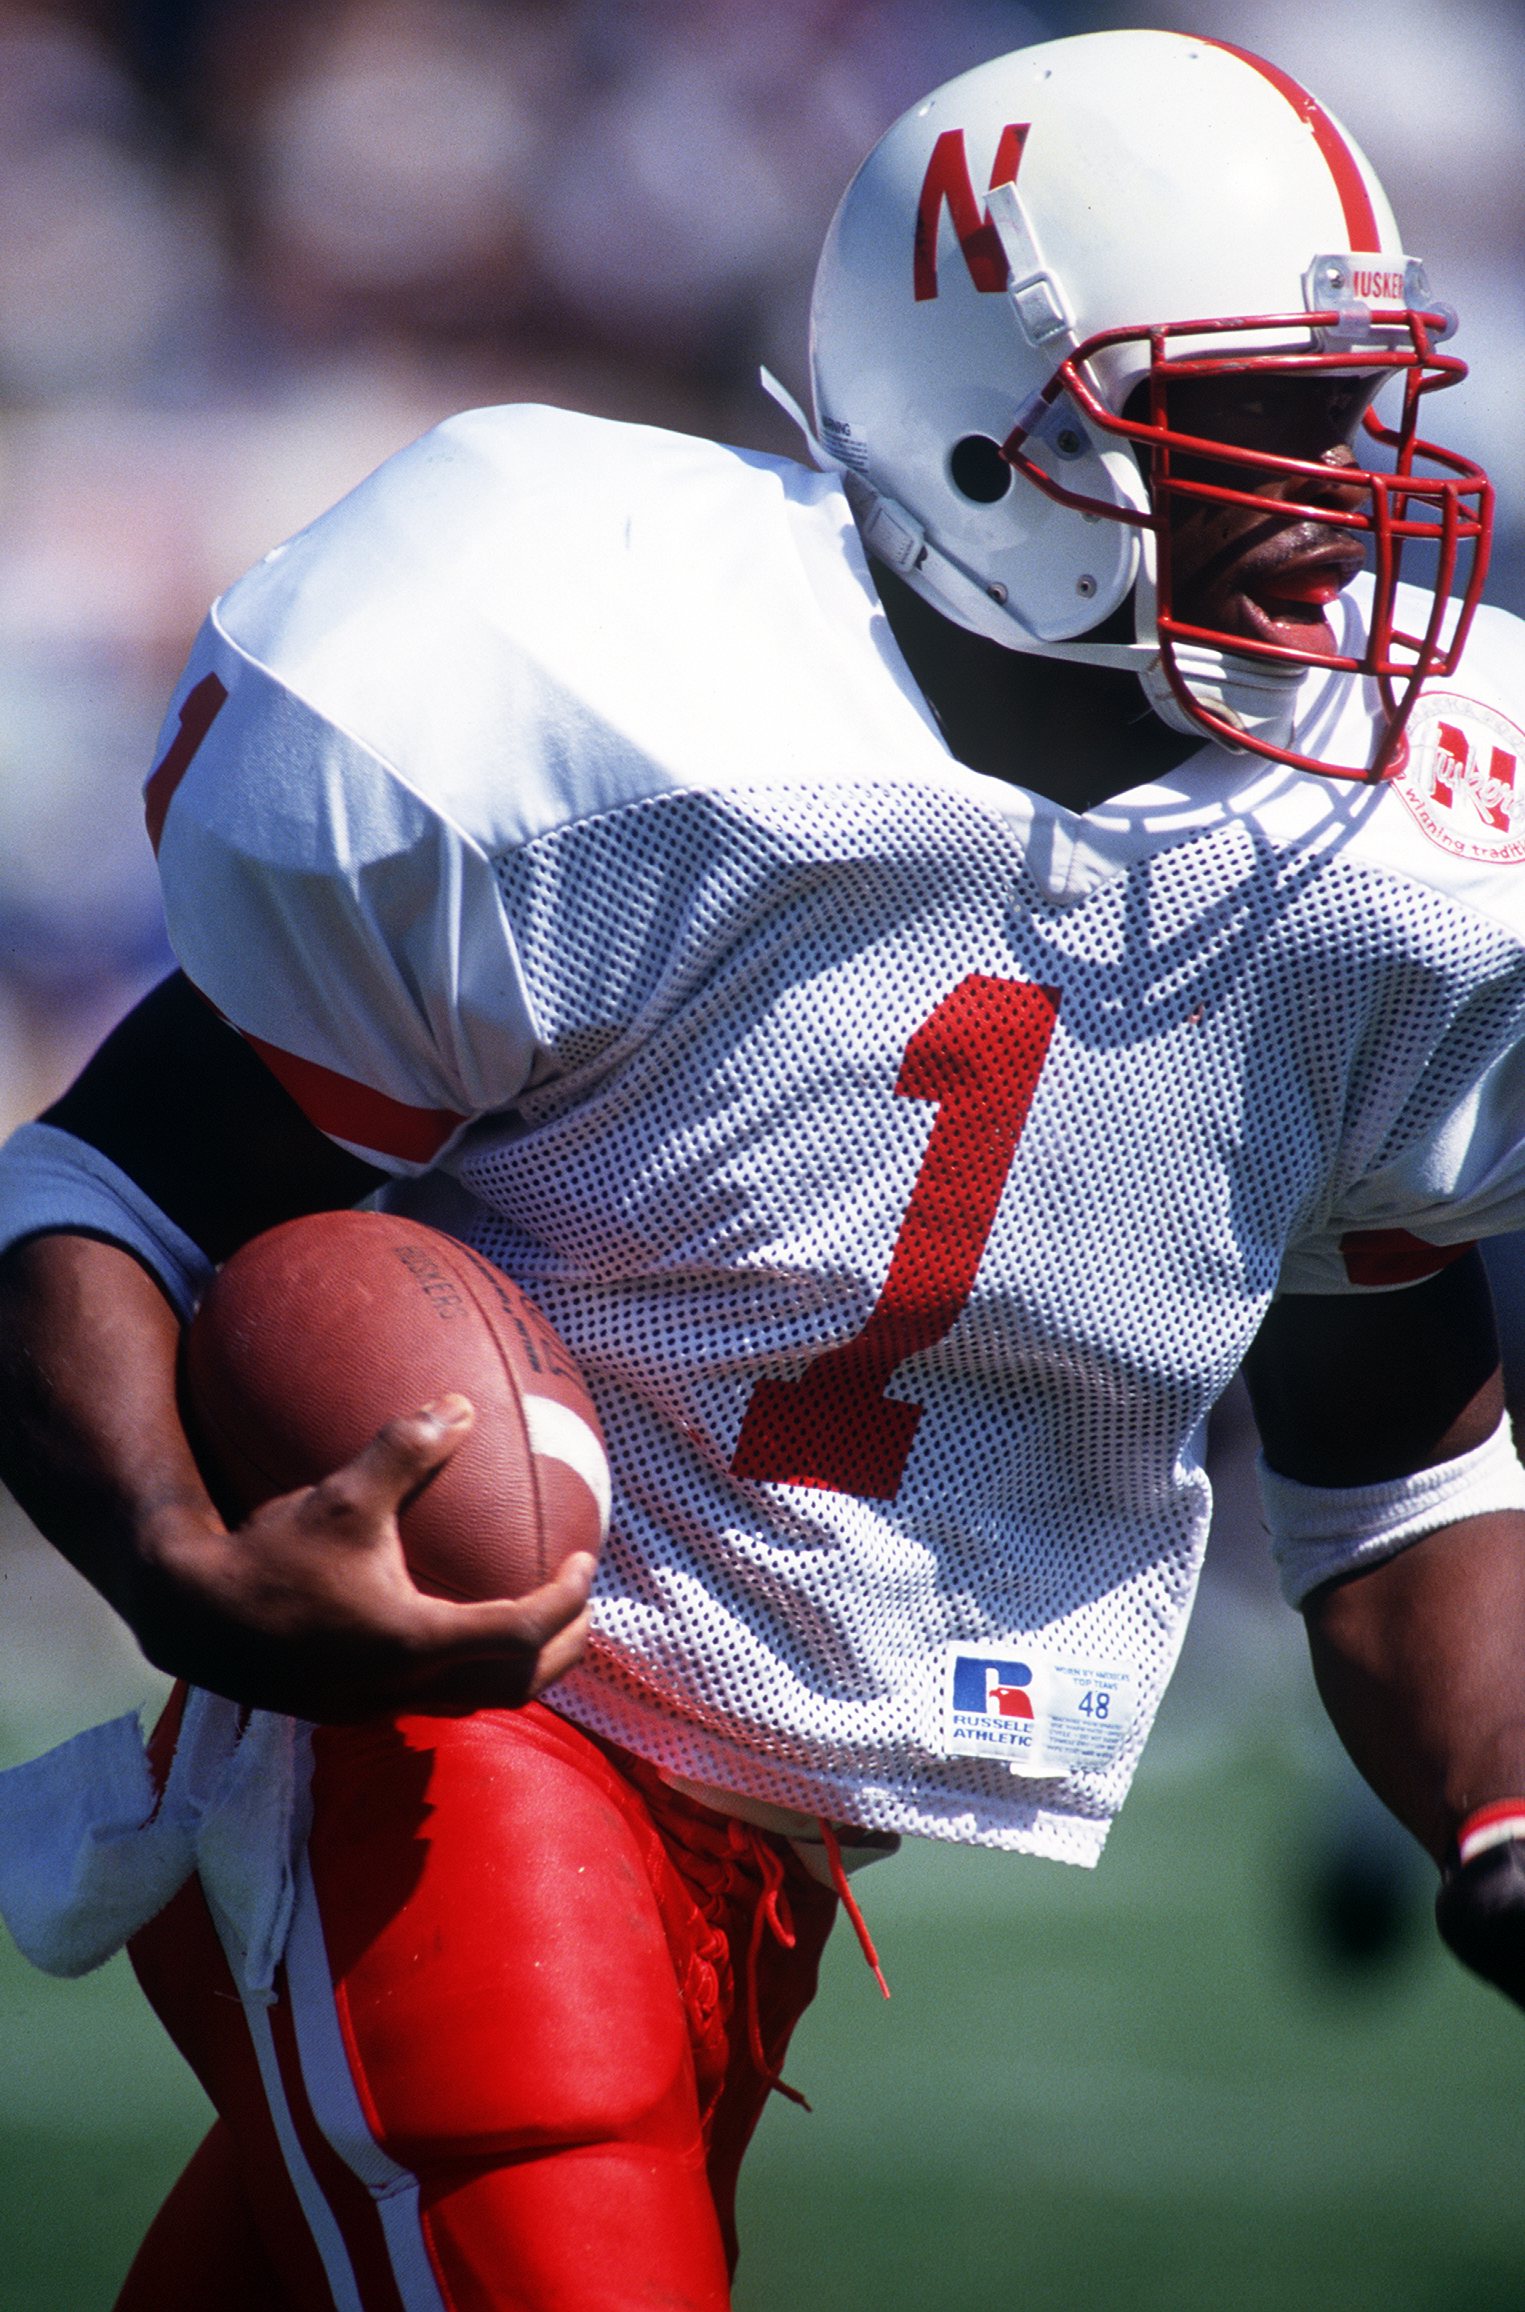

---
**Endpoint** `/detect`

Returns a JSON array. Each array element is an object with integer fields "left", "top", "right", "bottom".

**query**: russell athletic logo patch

[
  {"left": 945, "top": 1651, "right": 1042, "bottom": 1767},
  {"left": 1395, "top": 694, "right": 1525, "bottom": 864},
  {"left": 942, "top": 1644, "right": 1136, "bottom": 1778}
]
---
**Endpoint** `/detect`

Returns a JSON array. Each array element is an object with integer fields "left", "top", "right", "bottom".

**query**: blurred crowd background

[{"left": 0, "top": 0, "right": 1521, "bottom": 1128}]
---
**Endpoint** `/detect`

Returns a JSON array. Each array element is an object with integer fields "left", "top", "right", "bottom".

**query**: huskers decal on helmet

[{"left": 1350, "top": 267, "right": 1409, "bottom": 308}]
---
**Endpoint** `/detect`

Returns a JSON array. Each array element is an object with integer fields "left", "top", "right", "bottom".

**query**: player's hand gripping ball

[{"left": 181, "top": 1211, "right": 610, "bottom": 1601}]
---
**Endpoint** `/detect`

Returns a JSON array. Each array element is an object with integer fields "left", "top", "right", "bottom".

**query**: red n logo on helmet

[{"left": 913, "top": 123, "right": 1030, "bottom": 301}]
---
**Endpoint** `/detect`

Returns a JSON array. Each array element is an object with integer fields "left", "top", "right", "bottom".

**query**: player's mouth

[
  {"left": 1233, "top": 549, "right": 1364, "bottom": 660},
  {"left": 1170, "top": 489, "right": 1367, "bottom": 665}
]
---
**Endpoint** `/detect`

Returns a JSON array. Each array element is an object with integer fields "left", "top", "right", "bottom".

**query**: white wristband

[{"left": 1261, "top": 1414, "right": 1525, "bottom": 1609}]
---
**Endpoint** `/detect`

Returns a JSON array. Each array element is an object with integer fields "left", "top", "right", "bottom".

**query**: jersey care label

[{"left": 941, "top": 1644, "right": 1136, "bottom": 1779}]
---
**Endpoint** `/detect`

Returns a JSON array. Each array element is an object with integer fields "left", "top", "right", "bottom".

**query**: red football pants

[{"left": 116, "top": 1699, "right": 838, "bottom": 2311}]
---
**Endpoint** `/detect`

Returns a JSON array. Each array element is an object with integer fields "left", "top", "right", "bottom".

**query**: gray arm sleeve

[{"left": 0, "top": 1122, "right": 214, "bottom": 1319}]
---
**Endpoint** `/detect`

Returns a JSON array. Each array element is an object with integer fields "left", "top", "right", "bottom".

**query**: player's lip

[{"left": 1226, "top": 545, "right": 1365, "bottom": 661}]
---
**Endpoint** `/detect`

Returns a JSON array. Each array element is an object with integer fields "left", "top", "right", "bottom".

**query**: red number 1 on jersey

[{"left": 730, "top": 972, "right": 1060, "bottom": 1500}]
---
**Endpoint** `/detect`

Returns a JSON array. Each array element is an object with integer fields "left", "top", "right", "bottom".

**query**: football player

[{"left": 2, "top": 30, "right": 1525, "bottom": 2311}]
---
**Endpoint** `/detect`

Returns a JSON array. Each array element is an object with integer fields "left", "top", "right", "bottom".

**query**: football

[{"left": 180, "top": 1210, "right": 610, "bottom": 1601}]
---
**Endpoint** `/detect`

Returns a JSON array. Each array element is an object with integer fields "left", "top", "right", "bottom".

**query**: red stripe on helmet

[{"left": 1199, "top": 38, "right": 1382, "bottom": 252}]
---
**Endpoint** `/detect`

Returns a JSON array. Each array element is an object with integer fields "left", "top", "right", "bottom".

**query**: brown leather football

[{"left": 180, "top": 1210, "right": 609, "bottom": 1601}]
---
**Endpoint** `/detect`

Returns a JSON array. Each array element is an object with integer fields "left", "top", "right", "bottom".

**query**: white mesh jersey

[{"left": 147, "top": 404, "right": 1525, "bottom": 1865}]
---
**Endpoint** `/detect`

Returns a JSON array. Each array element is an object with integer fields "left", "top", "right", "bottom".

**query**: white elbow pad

[
  {"left": 1261, "top": 1416, "right": 1525, "bottom": 1609},
  {"left": 0, "top": 1121, "right": 213, "bottom": 1318}
]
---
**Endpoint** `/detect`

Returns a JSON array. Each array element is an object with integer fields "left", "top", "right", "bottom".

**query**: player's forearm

[
  {"left": 1304, "top": 1510, "right": 1525, "bottom": 1864},
  {"left": 0, "top": 1229, "right": 594, "bottom": 1717},
  {"left": 0, "top": 1231, "right": 223, "bottom": 1643}
]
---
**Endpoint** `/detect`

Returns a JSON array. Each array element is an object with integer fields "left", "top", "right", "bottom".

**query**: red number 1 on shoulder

[{"left": 730, "top": 972, "right": 1059, "bottom": 1500}]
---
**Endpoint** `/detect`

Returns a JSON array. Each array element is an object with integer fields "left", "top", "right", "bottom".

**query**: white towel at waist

[{"left": 0, "top": 1689, "right": 310, "bottom": 2002}]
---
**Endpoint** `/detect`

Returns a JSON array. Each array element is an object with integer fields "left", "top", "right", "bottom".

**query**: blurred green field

[
  {"left": 4, "top": 1523, "right": 1525, "bottom": 2311},
  {"left": 737, "top": 1759, "right": 1525, "bottom": 2312}
]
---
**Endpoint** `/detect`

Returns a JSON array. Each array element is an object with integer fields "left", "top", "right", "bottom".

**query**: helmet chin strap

[
  {"left": 1129, "top": 561, "right": 1305, "bottom": 750},
  {"left": 761, "top": 366, "right": 1306, "bottom": 747},
  {"left": 1137, "top": 645, "right": 1304, "bottom": 747}
]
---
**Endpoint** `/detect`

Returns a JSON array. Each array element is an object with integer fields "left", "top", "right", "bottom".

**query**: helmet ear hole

[{"left": 949, "top": 435, "right": 1012, "bottom": 504}]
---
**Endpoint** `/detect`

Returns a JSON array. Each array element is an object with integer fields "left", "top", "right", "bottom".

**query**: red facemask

[{"left": 1002, "top": 304, "right": 1493, "bottom": 782}]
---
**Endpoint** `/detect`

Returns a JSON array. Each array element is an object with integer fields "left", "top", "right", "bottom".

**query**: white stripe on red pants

[{"left": 118, "top": 1699, "right": 837, "bottom": 2311}]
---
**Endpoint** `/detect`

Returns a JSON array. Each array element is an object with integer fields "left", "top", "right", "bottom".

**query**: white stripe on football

[{"left": 523, "top": 1395, "right": 612, "bottom": 1541}]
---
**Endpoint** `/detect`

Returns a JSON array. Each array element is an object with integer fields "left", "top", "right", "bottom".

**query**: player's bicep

[
  {"left": 42, "top": 972, "right": 385, "bottom": 1263},
  {"left": 1242, "top": 1249, "right": 1504, "bottom": 1487}
]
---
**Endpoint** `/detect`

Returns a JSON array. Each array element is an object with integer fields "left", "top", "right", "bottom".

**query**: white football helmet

[{"left": 800, "top": 29, "right": 1491, "bottom": 781}]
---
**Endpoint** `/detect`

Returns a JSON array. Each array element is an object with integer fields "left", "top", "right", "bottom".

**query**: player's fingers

[
  {"left": 523, "top": 1606, "right": 595, "bottom": 1697},
  {"left": 512, "top": 1550, "right": 599, "bottom": 1642},
  {"left": 309, "top": 1395, "right": 476, "bottom": 1527},
  {"left": 432, "top": 1550, "right": 598, "bottom": 1647},
  {"left": 403, "top": 1549, "right": 597, "bottom": 1661},
  {"left": 385, "top": 1621, "right": 589, "bottom": 1719},
  {"left": 401, "top": 1600, "right": 594, "bottom": 1715}
]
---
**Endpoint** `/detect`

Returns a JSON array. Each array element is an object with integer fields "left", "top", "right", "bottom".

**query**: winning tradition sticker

[
  {"left": 941, "top": 1643, "right": 1136, "bottom": 1779},
  {"left": 1393, "top": 694, "right": 1525, "bottom": 865}
]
